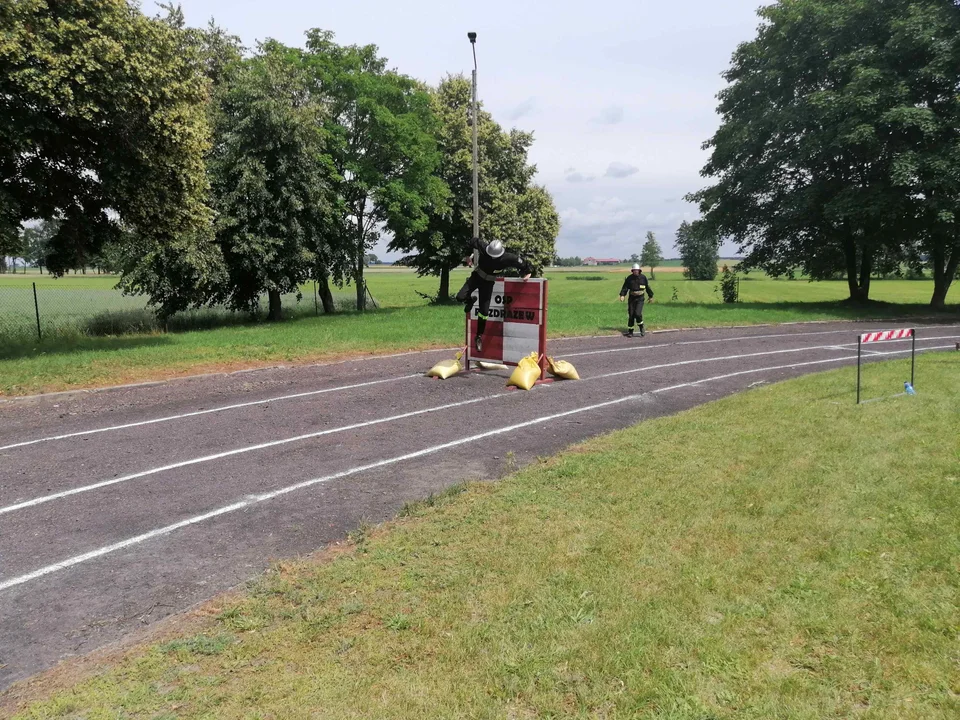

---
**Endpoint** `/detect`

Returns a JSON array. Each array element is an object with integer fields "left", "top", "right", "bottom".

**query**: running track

[{"left": 1, "top": 321, "right": 958, "bottom": 690}]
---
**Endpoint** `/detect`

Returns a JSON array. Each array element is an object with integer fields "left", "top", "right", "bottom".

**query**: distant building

[{"left": 582, "top": 257, "right": 620, "bottom": 266}]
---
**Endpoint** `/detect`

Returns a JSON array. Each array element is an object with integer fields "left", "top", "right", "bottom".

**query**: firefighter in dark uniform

[
  {"left": 619, "top": 263, "right": 654, "bottom": 337},
  {"left": 457, "top": 237, "right": 533, "bottom": 353}
]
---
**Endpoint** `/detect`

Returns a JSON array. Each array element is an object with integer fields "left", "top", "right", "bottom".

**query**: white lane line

[
  {"left": 562, "top": 326, "right": 960, "bottom": 358},
  {"left": 0, "top": 393, "right": 504, "bottom": 515},
  {"left": 649, "top": 344, "right": 956, "bottom": 393},
  {"left": 3, "top": 338, "right": 951, "bottom": 515},
  {"left": 0, "top": 374, "right": 422, "bottom": 452},
  {"left": 2, "top": 343, "right": 951, "bottom": 593},
  {"left": 562, "top": 329, "right": 856, "bottom": 358},
  {"left": 0, "top": 340, "right": 865, "bottom": 514}
]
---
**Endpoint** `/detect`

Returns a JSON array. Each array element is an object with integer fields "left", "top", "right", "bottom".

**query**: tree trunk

[
  {"left": 439, "top": 267, "right": 450, "bottom": 301},
  {"left": 355, "top": 216, "right": 366, "bottom": 312},
  {"left": 318, "top": 273, "right": 336, "bottom": 313},
  {"left": 843, "top": 230, "right": 871, "bottom": 302},
  {"left": 267, "top": 289, "right": 282, "bottom": 321},
  {"left": 930, "top": 245, "right": 959, "bottom": 310},
  {"left": 856, "top": 248, "right": 872, "bottom": 302},
  {"left": 355, "top": 261, "right": 365, "bottom": 311}
]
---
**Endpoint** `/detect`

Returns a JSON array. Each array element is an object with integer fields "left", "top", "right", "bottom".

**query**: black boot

[
  {"left": 474, "top": 334, "right": 483, "bottom": 352},
  {"left": 639, "top": 324, "right": 646, "bottom": 337},
  {"left": 626, "top": 328, "right": 634, "bottom": 338}
]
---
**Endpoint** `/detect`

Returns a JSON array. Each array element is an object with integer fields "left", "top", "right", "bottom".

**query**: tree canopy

[
  {"left": 675, "top": 220, "right": 719, "bottom": 281},
  {"left": 388, "top": 75, "right": 558, "bottom": 298},
  {"left": 640, "top": 231, "right": 664, "bottom": 278},
  {"left": 1, "top": 0, "right": 213, "bottom": 300},
  {"left": 688, "top": 0, "right": 960, "bottom": 306}
]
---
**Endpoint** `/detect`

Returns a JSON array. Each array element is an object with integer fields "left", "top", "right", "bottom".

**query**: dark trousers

[
  {"left": 627, "top": 296, "right": 645, "bottom": 330},
  {"left": 456, "top": 272, "right": 494, "bottom": 335}
]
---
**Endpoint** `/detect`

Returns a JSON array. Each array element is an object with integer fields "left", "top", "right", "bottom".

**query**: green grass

[
  {"left": 0, "top": 268, "right": 957, "bottom": 396},
  {"left": 9, "top": 354, "right": 958, "bottom": 719}
]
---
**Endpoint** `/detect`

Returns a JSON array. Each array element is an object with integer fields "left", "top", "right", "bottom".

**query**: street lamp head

[{"left": 467, "top": 32, "right": 477, "bottom": 43}]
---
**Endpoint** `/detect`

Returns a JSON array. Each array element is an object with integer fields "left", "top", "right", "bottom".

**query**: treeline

[
  {"left": 688, "top": 0, "right": 960, "bottom": 308},
  {"left": 1, "top": 1, "right": 559, "bottom": 318}
]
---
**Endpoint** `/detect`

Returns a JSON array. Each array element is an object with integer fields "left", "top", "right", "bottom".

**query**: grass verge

[{"left": 6, "top": 354, "right": 958, "bottom": 719}]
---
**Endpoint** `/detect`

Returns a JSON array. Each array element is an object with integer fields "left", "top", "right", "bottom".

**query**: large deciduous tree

[
  {"left": 207, "top": 41, "right": 339, "bottom": 321},
  {"left": 1, "top": 0, "right": 216, "bottom": 314},
  {"left": 303, "top": 30, "right": 445, "bottom": 311},
  {"left": 388, "top": 75, "right": 558, "bottom": 298},
  {"left": 688, "top": 0, "right": 960, "bottom": 306}
]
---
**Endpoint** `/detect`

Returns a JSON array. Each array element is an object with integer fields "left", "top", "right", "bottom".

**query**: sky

[{"left": 146, "top": 0, "right": 767, "bottom": 260}]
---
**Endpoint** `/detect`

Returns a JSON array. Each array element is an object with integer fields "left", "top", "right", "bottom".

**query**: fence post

[{"left": 33, "top": 281, "right": 42, "bottom": 341}]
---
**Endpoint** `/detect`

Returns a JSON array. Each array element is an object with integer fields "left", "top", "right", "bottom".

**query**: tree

[
  {"left": 676, "top": 220, "right": 719, "bottom": 280},
  {"left": 303, "top": 31, "right": 445, "bottom": 311},
  {"left": 206, "top": 41, "right": 338, "bottom": 321},
  {"left": 0, "top": 228, "right": 22, "bottom": 273},
  {"left": 20, "top": 220, "right": 59, "bottom": 273},
  {"left": 388, "top": 75, "right": 558, "bottom": 298},
  {"left": 688, "top": 0, "right": 959, "bottom": 304},
  {"left": 884, "top": 1, "right": 960, "bottom": 308},
  {"left": 1, "top": 0, "right": 215, "bottom": 314},
  {"left": 640, "top": 231, "right": 664, "bottom": 278},
  {"left": 365, "top": 254, "right": 379, "bottom": 266}
]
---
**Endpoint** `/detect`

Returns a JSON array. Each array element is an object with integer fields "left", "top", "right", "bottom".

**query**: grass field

[
  {"left": 0, "top": 268, "right": 957, "bottom": 396},
  {"left": 8, "top": 355, "right": 958, "bottom": 719}
]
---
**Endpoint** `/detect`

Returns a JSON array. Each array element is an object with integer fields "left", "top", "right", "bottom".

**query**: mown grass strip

[{"left": 9, "top": 354, "right": 959, "bottom": 719}]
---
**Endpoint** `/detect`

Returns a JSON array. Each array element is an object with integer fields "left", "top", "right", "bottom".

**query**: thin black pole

[
  {"left": 856, "top": 336, "right": 861, "bottom": 404},
  {"left": 33, "top": 281, "right": 41, "bottom": 341},
  {"left": 314, "top": 281, "right": 319, "bottom": 316}
]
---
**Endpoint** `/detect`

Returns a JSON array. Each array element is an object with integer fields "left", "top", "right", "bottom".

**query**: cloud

[
  {"left": 565, "top": 171, "right": 595, "bottom": 183},
  {"left": 508, "top": 97, "right": 536, "bottom": 121},
  {"left": 605, "top": 162, "right": 639, "bottom": 179},
  {"left": 594, "top": 105, "right": 625, "bottom": 124}
]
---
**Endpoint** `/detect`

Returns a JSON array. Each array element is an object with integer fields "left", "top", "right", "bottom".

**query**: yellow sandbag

[
  {"left": 547, "top": 356, "right": 580, "bottom": 380},
  {"left": 506, "top": 352, "right": 541, "bottom": 390},
  {"left": 426, "top": 351, "right": 463, "bottom": 379}
]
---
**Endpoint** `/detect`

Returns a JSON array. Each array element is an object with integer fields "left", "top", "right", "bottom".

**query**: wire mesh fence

[{"left": 0, "top": 280, "right": 364, "bottom": 347}]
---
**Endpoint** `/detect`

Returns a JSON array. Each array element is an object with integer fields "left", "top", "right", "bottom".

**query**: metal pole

[
  {"left": 314, "top": 281, "right": 319, "bottom": 316},
  {"left": 33, "top": 281, "right": 41, "bottom": 341},
  {"left": 469, "top": 33, "right": 479, "bottom": 241},
  {"left": 911, "top": 329, "right": 916, "bottom": 387},
  {"left": 856, "top": 335, "right": 861, "bottom": 404}
]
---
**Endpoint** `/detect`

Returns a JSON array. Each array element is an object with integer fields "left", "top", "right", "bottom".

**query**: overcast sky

[{"left": 148, "top": 0, "right": 767, "bottom": 260}]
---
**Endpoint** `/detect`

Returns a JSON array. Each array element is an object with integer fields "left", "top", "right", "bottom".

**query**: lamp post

[{"left": 468, "top": 32, "right": 479, "bottom": 242}]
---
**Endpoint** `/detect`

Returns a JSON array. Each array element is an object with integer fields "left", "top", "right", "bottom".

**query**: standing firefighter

[
  {"left": 619, "top": 263, "right": 654, "bottom": 337},
  {"left": 457, "top": 237, "right": 533, "bottom": 352}
]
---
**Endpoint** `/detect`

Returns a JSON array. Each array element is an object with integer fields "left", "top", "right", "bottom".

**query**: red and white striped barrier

[{"left": 860, "top": 328, "right": 914, "bottom": 344}]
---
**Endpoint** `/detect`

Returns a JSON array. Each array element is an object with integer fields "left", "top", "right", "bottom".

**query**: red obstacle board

[{"left": 465, "top": 278, "right": 547, "bottom": 372}]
